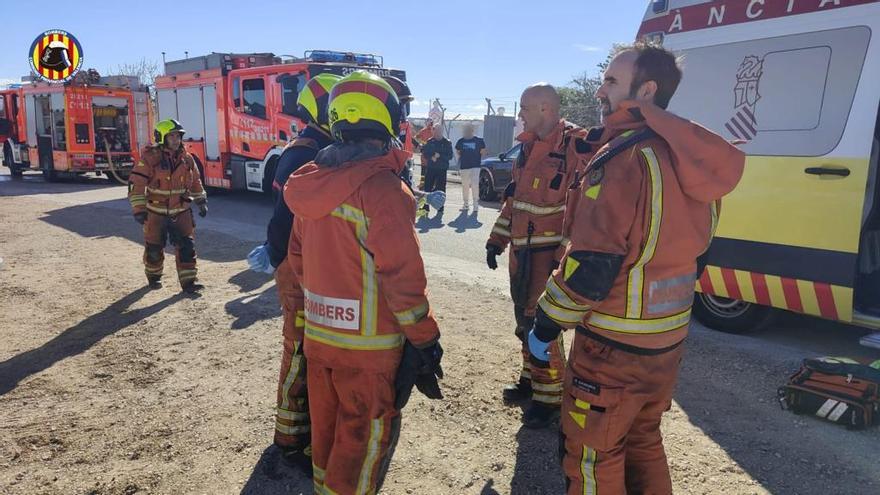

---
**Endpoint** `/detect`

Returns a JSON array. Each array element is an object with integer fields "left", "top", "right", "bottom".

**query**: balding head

[{"left": 518, "top": 83, "right": 562, "bottom": 137}]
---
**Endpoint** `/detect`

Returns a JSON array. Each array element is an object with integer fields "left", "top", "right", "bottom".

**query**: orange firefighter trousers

[
  {"left": 309, "top": 364, "right": 400, "bottom": 495},
  {"left": 510, "top": 247, "right": 566, "bottom": 405},
  {"left": 560, "top": 333, "right": 684, "bottom": 495},
  {"left": 143, "top": 210, "right": 197, "bottom": 288},
  {"left": 273, "top": 258, "right": 310, "bottom": 450}
]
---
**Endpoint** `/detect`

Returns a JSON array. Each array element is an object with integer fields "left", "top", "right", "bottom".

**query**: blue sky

[{"left": 3, "top": 0, "right": 648, "bottom": 118}]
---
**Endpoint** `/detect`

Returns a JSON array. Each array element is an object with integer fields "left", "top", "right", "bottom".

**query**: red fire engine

[
  {"left": 153, "top": 50, "right": 408, "bottom": 192},
  {"left": 0, "top": 75, "right": 152, "bottom": 183}
]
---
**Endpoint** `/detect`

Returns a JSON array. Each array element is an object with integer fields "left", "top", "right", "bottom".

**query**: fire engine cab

[
  {"left": 0, "top": 75, "right": 152, "bottom": 183},
  {"left": 153, "top": 50, "right": 407, "bottom": 193}
]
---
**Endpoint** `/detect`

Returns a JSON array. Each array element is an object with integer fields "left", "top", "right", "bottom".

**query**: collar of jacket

[
  {"left": 516, "top": 119, "right": 573, "bottom": 147},
  {"left": 314, "top": 142, "right": 410, "bottom": 173}
]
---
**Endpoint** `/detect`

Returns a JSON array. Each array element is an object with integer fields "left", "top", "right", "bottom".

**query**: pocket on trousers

[{"left": 562, "top": 375, "right": 624, "bottom": 451}]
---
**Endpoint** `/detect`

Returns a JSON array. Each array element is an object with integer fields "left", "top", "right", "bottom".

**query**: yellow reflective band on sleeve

[
  {"left": 305, "top": 323, "right": 403, "bottom": 351},
  {"left": 394, "top": 301, "right": 429, "bottom": 326},
  {"left": 494, "top": 216, "right": 510, "bottom": 227},
  {"left": 512, "top": 200, "right": 566, "bottom": 216},
  {"left": 538, "top": 296, "right": 586, "bottom": 325},
  {"left": 546, "top": 278, "right": 590, "bottom": 311},
  {"left": 588, "top": 309, "right": 691, "bottom": 335},
  {"left": 492, "top": 226, "right": 512, "bottom": 237},
  {"left": 626, "top": 147, "right": 663, "bottom": 319}
]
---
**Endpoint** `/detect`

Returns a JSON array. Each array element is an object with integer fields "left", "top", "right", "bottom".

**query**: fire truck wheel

[
  {"left": 3, "top": 145, "right": 21, "bottom": 178},
  {"left": 262, "top": 156, "right": 278, "bottom": 195},
  {"left": 42, "top": 167, "right": 58, "bottom": 182},
  {"left": 693, "top": 292, "right": 776, "bottom": 334}
]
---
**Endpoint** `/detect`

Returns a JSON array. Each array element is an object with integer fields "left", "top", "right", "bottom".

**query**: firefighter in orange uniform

[
  {"left": 128, "top": 119, "right": 207, "bottom": 292},
  {"left": 285, "top": 71, "right": 443, "bottom": 494},
  {"left": 486, "top": 83, "right": 592, "bottom": 428},
  {"left": 246, "top": 73, "right": 340, "bottom": 475},
  {"left": 528, "top": 44, "right": 745, "bottom": 494}
]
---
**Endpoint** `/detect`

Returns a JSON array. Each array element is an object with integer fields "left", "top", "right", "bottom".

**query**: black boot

[
  {"left": 523, "top": 401, "right": 560, "bottom": 429},
  {"left": 147, "top": 275, "right": 162, "bottom": 290},
  {"left": 181, "top": 282, "right": 204, "bottom": 294},
  {"left": 278, "top": 445, "right": 314, "bottom": 478},
  {"left": 502, "top": 378, "right": 532, "bottom": 403}
]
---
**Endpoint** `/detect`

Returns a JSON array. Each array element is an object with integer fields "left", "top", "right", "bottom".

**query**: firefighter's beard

[{"left": 599, "top": 97, "right": 614, "bottom": 119}]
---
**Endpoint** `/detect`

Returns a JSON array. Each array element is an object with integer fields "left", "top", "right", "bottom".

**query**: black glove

[
  {"left": 486, "top": 245, "right": 501, "bottom": 270},
  {"left": 133, "top": 211, "right": 147, "bottom": 225},
  {"left": 198, "top": 202, "right": 208, "bottom": 218},
  {"left": 394, "top": 340, "right": 444, "bottom": 410}
]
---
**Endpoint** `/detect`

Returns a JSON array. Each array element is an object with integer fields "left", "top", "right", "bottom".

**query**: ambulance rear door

[{"left": 658, "top": 4, "right": 880, "bottom": 325}]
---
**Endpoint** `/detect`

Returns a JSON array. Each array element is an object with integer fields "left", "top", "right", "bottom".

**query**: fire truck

[
  {"left": 0, "top": 75, "right": 152, "bottom": 183},
  {"left": 153, "top": 50, "right": 407, "bottom": 193}
]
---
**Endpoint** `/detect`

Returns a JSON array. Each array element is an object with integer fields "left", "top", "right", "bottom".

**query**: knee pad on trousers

[
  {"left": 178, "top": 238, "right": 196, "bottom": 263},
  {"left": 145, "top": 243, "right": 164, "bottom": 263}
]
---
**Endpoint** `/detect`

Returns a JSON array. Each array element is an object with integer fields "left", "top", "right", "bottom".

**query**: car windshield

[{"left": 505, "top": 144, "right": 521, "bottom": 161}]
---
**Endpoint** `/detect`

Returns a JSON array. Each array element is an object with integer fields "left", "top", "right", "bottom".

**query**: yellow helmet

[
  {"left": 296, "top": 73, "right": 341, "bottom": 131},
  {"left": 328, "top": 70, "right": 400, "bottom": 142},
  {"left": 154, "top": 118, "right": 186, "bottom": 145}
]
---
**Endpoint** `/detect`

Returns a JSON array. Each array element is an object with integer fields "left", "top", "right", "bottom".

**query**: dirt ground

[{"left": 2, "top": 182, "right": 880, "bottom": 495}]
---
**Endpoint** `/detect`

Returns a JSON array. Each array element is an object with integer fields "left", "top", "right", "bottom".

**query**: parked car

[{"left": 479, "top": 143, "right": 520, "bottom": 201}]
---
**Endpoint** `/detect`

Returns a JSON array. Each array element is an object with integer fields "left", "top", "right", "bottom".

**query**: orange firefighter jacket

[
  {"left": 535, "top": 101, "right": 745, "bottom": 350},
  {"left": 284, "top": 146, "right": 440, "bottom": 372},
  {"left": 128, "top": 145, "right": 206, "bottom": 216},
  {"left": 487, "top": 120, "right": 591, "bottom": 258}
]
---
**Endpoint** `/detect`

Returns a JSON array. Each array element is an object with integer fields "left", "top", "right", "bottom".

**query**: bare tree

[
  {"left": 114, "top": 57, "right": 160, "bottom": 93},
  {"left": 559, "top": 44, "right": 629, "bottom": 129}
]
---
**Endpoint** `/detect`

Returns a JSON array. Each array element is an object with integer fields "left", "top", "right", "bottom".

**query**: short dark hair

[{"left": 622, "top": 43, "right": 683, "bottom": 109}]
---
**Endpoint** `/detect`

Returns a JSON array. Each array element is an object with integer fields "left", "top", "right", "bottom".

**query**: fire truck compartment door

[
  {"left": 157, "top": 89, "right": 178, "bottom": 121},
  {"left": 25, "top": 94, "right": 37, "bottom": 144},
  {"left": 245, "top": 160, "right": 263, "bottom": 192},
  {"left": 201, "top": 85, "right": 220, "bottom": 161}
]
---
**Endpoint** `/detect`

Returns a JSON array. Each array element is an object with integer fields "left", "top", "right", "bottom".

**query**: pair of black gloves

[{"left": 394, "top": 340, "right": 444, "bottom": 410}]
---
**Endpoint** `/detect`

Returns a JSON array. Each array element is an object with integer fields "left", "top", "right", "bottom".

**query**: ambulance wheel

[
  {"left": 692, "top": 293, "right": 775, "bottom": 334},
  {"left": 479, "top": 170, "right": 498, "bottom": 201}
]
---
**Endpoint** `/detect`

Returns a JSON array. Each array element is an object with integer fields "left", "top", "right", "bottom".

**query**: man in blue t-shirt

[{"left": 455, "top": 123, "right": 487, "bottom": 213}]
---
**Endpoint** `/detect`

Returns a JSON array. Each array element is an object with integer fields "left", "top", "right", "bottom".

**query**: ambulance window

[
  {"left": 232, "top": 77, "right": 241, "bottom": 108},
  {"left": 668, "top": 26, "right": 870, "bottom": 157},
  {"left": 242, "top": 78, "right": 266, "bottom": 120},
  {"left": 280, "top": 75, "right": 305, "bottom": 116},
  {"left": 0, "top": 96, "right": 5, "bottom": 116}
]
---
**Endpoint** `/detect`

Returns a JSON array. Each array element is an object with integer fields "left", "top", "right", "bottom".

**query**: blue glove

[
  {"left": 528, "top": 328, "right": 552, "bottom": 366},
  {"left": 247, "top": 245, "right": 275, "bottom": 274},
  {"left": 426, "top": 191, "right": 446, "bottom": 210}
]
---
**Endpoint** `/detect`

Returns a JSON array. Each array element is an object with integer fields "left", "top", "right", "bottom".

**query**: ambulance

[
  {"left": 638, "top": 0, "right": 880, "bottom": 332},
  {"left": 153, "top": 51, "right": 407, "bottom": 193}
]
